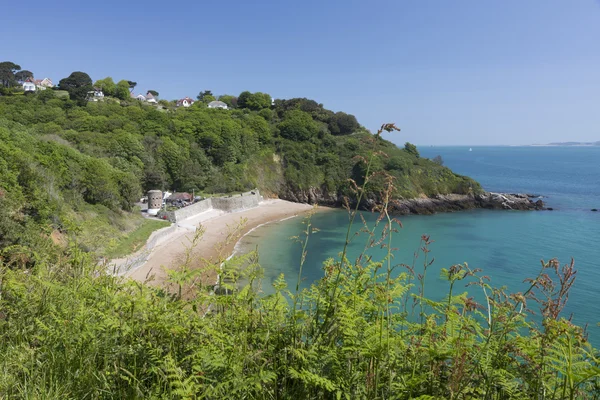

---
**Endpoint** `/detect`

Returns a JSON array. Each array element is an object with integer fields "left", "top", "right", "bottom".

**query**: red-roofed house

[
  {"left": 177, "top": 97, "right": 194, "bottom": 107},
  {"left": 23, "top": 78, "right": 36, "bottom": 92}
]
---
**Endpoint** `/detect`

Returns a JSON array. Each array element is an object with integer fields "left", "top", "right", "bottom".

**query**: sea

[{"left": 236, "top": 146, "right": 600, "bottom": 345}]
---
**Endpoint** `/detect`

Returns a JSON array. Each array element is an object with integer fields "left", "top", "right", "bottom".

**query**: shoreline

[
  {"left": 122, "top": 200, "right": 320, "bottom": 287},
  {"left": 229, "top": 213, "right": 306, "bottom": 260}
]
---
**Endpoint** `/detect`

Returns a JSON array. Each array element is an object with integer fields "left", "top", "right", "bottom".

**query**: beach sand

[{"left": 123, "top": 199, "right": 315, "bottom": 288}]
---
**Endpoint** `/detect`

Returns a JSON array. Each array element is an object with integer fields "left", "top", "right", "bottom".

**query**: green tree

[
  {"left": 197, "top": 90, "right": 213, "bottom": 102},
  {"left": 58, "top": 71, "right": 93, "bottom": 104},
  {"left": 404, "top": 142, "right": 420, "bottom": 158},
  {"left": 37, "top": 88, "right": 56, "bottom": 103},
  {"left": 278, "top": 110, "right": 319, "bottom": 141},
  {"left": 15, "top": 70, "right": 33, "bottom": 83},
  {"left": 433, "top": 155, "right": 443, "bottom": 165},
  {"left": 147, "top": 90, "right": 159, "bottom": 97},
  {"left": 0, "top": 61, "right": 21, "bottom": 87},
  {"left": 127, "top": 81, "right": 137, "bottom": 92},
  {"left": 218, "top": 94, "right": 237, "bottom": 108},
  {"left": 329, "top": 112, "right": 359, "bottom": 135},
  {"left": 200, "top": 95, "right": 216, "bottom": 104},
  {"left": 115, "top": 80, "right": 131, "bottom": 100},
  {"left": 238, "top": 91, "right": 271, "bottom": 110},
  {"left": 94, "top": 77, "right": 116, "bottom": 97}
]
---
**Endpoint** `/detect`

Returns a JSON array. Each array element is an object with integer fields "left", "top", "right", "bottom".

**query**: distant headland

[{"left": 531, "top": 141, "right": 600, "bottom": 146}]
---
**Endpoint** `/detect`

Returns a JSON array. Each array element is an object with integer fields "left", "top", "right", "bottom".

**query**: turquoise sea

[{"left": 237, "top": 146, "right": 600, "bottom": 344}]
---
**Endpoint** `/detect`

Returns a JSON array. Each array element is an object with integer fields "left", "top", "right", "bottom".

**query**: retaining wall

[
  {"left": 161, "top": 190, "right": 262, "bottom": 223},
  {"left": 171, "top": 197, "right": 213, "bottom": 221},
  {"left": 211, "top": 194, "right": 259, "bottom": 213},
  {"left": 146, "top": 223, "right": 180, "bottom": 250}
]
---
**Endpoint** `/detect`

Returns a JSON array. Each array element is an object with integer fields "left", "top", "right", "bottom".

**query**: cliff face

[{"left": 278, "top": 187, "right": 545, "bottom": 214}]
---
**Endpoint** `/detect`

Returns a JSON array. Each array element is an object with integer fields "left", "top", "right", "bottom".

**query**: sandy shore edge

[{"left": 121, "top": 199, "right": 320, "bottom": 287}]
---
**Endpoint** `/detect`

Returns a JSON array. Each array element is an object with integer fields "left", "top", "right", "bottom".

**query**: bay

[{"left": 237, "top": 146, "right": 600, "bottom": 344}]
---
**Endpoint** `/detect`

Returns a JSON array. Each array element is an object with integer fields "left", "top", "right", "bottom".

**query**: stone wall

[
  {"left": 171, "top": 197, "right": 213, "bottom": 221},
  {"left": 158, "top": 190, "right": 262, "bottom": 223},
  {"left": 111, "top": 223, "right": 182, "bottom": 275},
  {"left": 146, "top": 223, "right": 180, "bottom": 250},
  {"left": 211, "top": 192, "right": 260, "bottom": 213}
]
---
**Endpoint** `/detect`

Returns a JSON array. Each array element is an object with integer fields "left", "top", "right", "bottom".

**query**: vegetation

[
  {"left": 58, "top": 71, "right": 94, "bottom": 105},
  {"left": 103, "top": 218, "right": 170, "bottom": 259},
  {"left": 0, "top": 125, "right": 597, "bottom": 398},
  {"left": 0, "top": 68, "right": 480, "bottom": 258}
]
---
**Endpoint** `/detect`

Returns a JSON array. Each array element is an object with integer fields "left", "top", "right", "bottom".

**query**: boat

[{"left": 469, "top": 148, "right": 473, "bottom": 152}]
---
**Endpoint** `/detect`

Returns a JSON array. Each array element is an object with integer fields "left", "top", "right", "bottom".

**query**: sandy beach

[{"left": 122, "top": 199, "right": 315, "bottom": 288}]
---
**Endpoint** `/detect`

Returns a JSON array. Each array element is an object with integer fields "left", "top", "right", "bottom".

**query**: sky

[{"left": 2, "top": 0, "right": 599, "bottom": 145}]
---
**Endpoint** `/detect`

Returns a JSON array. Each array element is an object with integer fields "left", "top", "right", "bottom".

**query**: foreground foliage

[
  {"left": 1, "top": 125, "right": 598, "bottom": 399},
  {"left": 0, "top": 224, "right": 598, "bottom": 399}
]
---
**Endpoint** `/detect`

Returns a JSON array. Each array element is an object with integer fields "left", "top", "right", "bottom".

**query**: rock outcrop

[{"left": 278, "top": 187, "right": 546, "bottom": 215}]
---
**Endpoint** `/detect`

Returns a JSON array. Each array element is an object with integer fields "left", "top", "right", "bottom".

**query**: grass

[{"left": 104, "top": 218, "right": 170, "bottom": 259}]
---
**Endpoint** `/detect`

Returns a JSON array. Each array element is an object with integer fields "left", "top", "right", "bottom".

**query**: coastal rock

[
  {"left": 475, "top": 192, "right": 545, "bottom": 211},
  {"left": 278, "top": 186, "right": 545, "bottom": 215}
]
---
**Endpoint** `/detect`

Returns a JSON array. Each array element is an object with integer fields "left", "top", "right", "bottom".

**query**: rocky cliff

[{"left": 279, "top": 187, "right": 545, "bottom": 215}]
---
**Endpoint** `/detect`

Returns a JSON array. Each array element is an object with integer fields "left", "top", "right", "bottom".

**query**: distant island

[{"left": 531, "top": 141, "right": 600, "bottom": 146}]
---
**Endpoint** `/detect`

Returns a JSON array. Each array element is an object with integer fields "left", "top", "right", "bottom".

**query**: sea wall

[
  {"left": 170, "top": 197, "right": 213, "bottom": 221},
  {"left": 110, "top": 223, "right": 182, "bottom": 275},
  {"left": 158, "top": 190, "right": 262, "bottom": 223},
  {"left": 146, "top": 223, "right": 180, "bottom": 249},
  {"left": 211, "top": 191, "right": 260, "bottom": 213}
]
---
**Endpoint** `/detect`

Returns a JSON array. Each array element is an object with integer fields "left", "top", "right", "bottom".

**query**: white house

[
  {"left": 177, "top": 97, "right": 194, "bottom": 107},
  {"left": 34, "top": 78, "right": 54, "bottom": 90},
  {"left": 22, "top": 79, "right": 36, "bottom": 92},
  {"left": 208, "top": 100, "right": 228, "bottom": 109},
  {"left": 145, "top": 92, "right": 157, "bottom": 104},
  {"left": 87, "top": 88, "right": 105, "bottom": 101},
  {"left": 135, "top": 94, "right": 146, "bottom": 101}
]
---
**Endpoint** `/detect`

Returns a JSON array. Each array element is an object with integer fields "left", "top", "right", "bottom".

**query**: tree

[
  {"left": 93, "top": 77, "right": 116, "bottom": 97},
  {"left": 403, "top": 142, "right": 420, "bottom": 158},
  {"left": 0, "top": 61, "right": 21, "bottom": 87},
  {"left": 197, "top": 90, "right": 213, "bottom": 102},
  {"left": 201, "top": 95, "right": 216, "bottom": 104},
  {"left": 127, "top": 81, "right": 137, "bottom": 92},
  {"left": 115, "top": 80, "right": 131, "bottom": 100},
  {"left": 58, "top": 71, "right": 92, "bottom": 104},
  {"left": 218, "top": 95, "right": 237, "bottom": 108},
  {"left": 147, "top": 90, "right": 159, "bottom": 97},
  {"left": 329, "top": 112, "right": 359, "bottom": 135},
  {"left": 15, "top": 70, "right": 33, "bottom": 83},
  {"left": 432, "top": 155, "right": 444, "bottom": 166},
  {"left": 238, "top": 91, "right": 271, "bottom": 110},
  {"left": 278, "top": 110, "right": 319, "bottom": 141}
]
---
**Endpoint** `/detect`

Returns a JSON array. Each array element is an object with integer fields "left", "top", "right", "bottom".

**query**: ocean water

[{"left": 237, "top": 146, "right": 600, "bottom": 343}]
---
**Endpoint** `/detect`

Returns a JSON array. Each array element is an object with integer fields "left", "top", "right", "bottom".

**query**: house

[
  {"left": 177, "top": 97, "right": 194, "bottom": 107},
  {"left": 135, "top": 94, "right": 146, "bottom": 101},
  {"left": 145, "top": 92, "right": 157, "bottom": 104},
  {"left": 87, "top": 88, "right": 105, "bottom": 101},
  {"left": 34, "top": 78, "right": 54, "bottom": 90},
  {"left": 168, "top": 192, "right": 193, "bottom": 202},
  {"left": 208, "top": 100, "right": 228, "bottom": 109},
  {"left": 22, "top": 78, "right": 36, "bottom": 92}
]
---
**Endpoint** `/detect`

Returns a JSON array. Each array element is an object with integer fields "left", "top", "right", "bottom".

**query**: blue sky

[{"left": 2, "top": 0, "right": 599, "bottom": 145}]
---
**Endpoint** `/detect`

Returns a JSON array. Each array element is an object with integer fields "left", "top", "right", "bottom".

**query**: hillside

[{"left": 0, "top": 90, "right": 480, "bottom": 256}]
